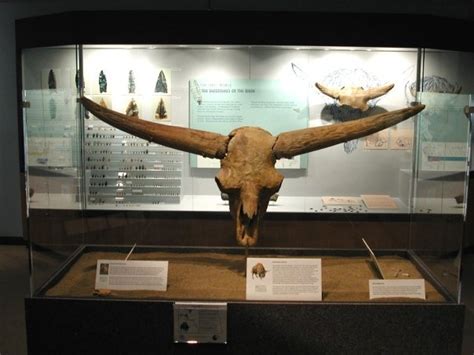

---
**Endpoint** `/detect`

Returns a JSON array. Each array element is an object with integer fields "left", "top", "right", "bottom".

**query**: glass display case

[{"left": 17, "top": 11, "right": 473, "bottom": 354}]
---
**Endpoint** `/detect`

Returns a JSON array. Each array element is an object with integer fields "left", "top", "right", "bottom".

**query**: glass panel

[
  {"left": 22, "top": 46, "right": 84, "bottom": 293},
  {"left": 80, "top": 45, "right": 419, "bottom": 217},
  {"left": 468, "top": 94, "right": 474, "bottom": 209},
  {"left": 414, "top": 93, "right": 470, "bottom": 215},
  {"left": 409, "top": 48, "right": 474, "bottom": 301},
  {"left": 22, "top": 44, "right": 473, "bottom": 304}
]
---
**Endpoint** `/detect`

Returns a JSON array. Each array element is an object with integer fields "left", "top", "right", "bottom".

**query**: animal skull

[
  {"left": 315, "top": 82, "right": 394, "bottom": 111},
  {"left": 81, "top": 96, "right": 424, "bottom": 246},
  {"left": 216, "top": 127, "right": 283, "bottom": 246}
]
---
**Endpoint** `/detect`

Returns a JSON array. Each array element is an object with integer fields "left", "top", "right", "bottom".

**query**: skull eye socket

[
  {"left": 214, "top": 176, "right": 224, "bottom": 191},
  {"left": 214, "top": 176, "right": 239, "bottom": 194},
  {"left": 260, "top": 186, "right": 277, "bottom": 196}
]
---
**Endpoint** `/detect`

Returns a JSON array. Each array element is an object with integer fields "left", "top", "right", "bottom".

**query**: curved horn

[
  {"left": 315, "top": 82, "right": 339, "bottom": 99},
  {"left": 80, "top": 96, "right": 229, "bottom": 158},
  {"left": 273, "top": 104, "right": 425, "bottom": 159},
  {"left": 365, "top": 83, "right": 395, "bottom": 100}
]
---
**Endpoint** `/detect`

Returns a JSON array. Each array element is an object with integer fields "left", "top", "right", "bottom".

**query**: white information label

[
  {"left": 173, "top": 302, "right": 227, "bottom": 344},
  {"left": 369, "top": 279, "right": 426, "bottom": 300},
  {"left": 361, "top": 195, "right": 398, "bottom": 209},
  {"left": 246, "top": 258, "right": 322, "bottom": 301},
  {"left": 95, "top": 259, "right": 168, "bottom": 291}
]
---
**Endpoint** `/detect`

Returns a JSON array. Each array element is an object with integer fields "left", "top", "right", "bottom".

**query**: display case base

[
  {"left": 25, "top": 297, "right": 464, "bottom": 354},
  {"left": 25, "top": 245, "right": 465, "bottom": 354}
]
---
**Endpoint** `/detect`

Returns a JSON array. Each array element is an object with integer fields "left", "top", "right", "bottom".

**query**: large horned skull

[
  {"left": 81, "top": 97, "right": 424, "bottom": 246},
  {"left": 315, "top": 82, "right": 394, "bottom": 111},
  {"left": 216, "top": 127, "right": 282, "bottom": 246}
]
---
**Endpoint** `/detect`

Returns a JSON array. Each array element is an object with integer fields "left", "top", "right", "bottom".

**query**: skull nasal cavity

[{"left": 240, "top": 187, "right": 259, "bottom": 219}]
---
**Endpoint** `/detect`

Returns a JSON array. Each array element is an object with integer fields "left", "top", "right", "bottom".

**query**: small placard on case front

[
  {"left": 95, "top": 259, "right": 168, "bottom": 291},
  {"left": 173, "top": 302, "right": 227, "bottom": 344},
  {"left": 246, "top": 257, "right": 322, "bottom": 301},
  {"left": 369, "top": 279, "right": 426, "bottom": 300}
]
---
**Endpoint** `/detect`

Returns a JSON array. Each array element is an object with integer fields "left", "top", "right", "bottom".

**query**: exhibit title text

[{"left": 202, "top": 89, "right": 256, "bottom": 93}]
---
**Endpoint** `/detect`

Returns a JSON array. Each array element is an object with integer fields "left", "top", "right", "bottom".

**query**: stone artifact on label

[
  {"left": 128, "top": 70, "right": 136, "bottom": 94},
  {"left": 125, "top": 98, "right": 139, "bottom": 117},
  {"left": 48, "top": 69, "right": 57, "bottom": 90},
  {"left": 155, "top": 98, "right": 167, "bottom": 119},
  {"left": 155, "top": 70, "right": 168, "bottom": 93},
  {"left": 99, "top": 70, "right": 107, "bottom": 93}
]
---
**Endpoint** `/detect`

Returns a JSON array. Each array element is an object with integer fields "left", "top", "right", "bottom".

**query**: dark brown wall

[{"left": 28, "top": 209, "right": 463, "bottom": 254}]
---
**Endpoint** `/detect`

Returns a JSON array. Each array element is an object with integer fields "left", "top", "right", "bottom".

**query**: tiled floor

[{"left": 0, "top": 244, "right": 473, "bottom": 354}]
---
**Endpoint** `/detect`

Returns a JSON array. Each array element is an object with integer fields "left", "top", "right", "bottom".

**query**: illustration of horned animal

[
  {"left": 80, "top": 96, "right": 424, "bottom": 247},
  {"left": 252, "top": 263, "right": 268, "bottom": 279},
  {"left": 315, "top": 82, "right": 394, "bottom": 111}
]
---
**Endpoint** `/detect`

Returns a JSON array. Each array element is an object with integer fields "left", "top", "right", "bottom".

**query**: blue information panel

[
  {"left": 189, "top": 79, "right": 309, "bottom": 168},
  {"left": 417, "top": 92, "right": 470, "bottom": 172}
]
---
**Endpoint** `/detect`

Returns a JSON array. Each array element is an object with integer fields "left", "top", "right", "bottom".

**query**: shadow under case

[{"left": 17, "top": 11, "right": 474, "bottom": 354}]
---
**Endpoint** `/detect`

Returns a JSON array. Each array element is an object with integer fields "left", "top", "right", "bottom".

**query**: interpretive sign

[
  {"left": 369, "top": 279, "right": 426, "bottom": 300},
  {"left": 95, "top": 259, "right": 168, "bottom": 291},
  {"left": 246, "top": 257, "right": 322, "bottom": 301},
  {"left": 189, "top": 79, "right": 309, "bottom": 168},
  {"left": 417, "top": 92, "right": 469, "bottom": 172}
]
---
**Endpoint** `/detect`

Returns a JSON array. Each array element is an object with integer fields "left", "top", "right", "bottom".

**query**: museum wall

[
  {"left": 0, "top": 1, "right": 211, "bottom": 238},
  {"left": 2, "top": 1, "right": 474, "bottom": 239}
]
